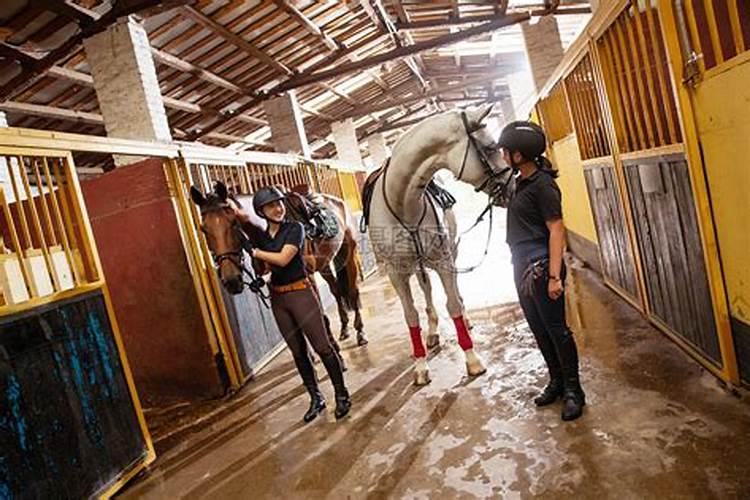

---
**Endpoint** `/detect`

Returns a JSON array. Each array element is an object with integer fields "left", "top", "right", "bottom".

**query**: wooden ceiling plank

[{"left": 180, "top": 5, "right": 292, "bottom": 76}]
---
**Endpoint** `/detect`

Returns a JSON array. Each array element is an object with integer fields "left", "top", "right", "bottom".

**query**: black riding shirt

[
  {"left": 506, "top": 169, "right": 563, "bottom": 264},
  {"left": 257, "top": 221, "right": 307, "bottom": 285}
]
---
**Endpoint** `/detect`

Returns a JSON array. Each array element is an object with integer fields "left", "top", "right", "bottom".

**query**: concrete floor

[{"left": 120, "top": 250, "right": 750, "bottom": 499}]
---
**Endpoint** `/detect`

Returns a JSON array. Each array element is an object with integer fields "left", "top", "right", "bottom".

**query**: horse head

[
  {"left": 190, "top": 181, "right": 266, "bottom": 294},
  {"left": 448, "top": 103, "right": 516, "bottom": 207}
]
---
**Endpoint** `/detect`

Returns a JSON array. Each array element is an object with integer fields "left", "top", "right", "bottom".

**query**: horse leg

[
  {"left": 416, "top": 270, "right": 440, "bottom": 349},
  {"left": 389, "top": 271, "right": 430, "bottom": 386},
  {"left": 435, "top": 267, "right": 486, "bottom": 378},
  {"left": 320, "top": 265, "right": 350, "bottom": 340}
]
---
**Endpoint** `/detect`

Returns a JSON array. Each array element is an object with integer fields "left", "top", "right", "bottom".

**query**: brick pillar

[
  {"left": 506, "top": 69, "right": 536, "bottom": 122},
  {"left": 522, "top": 16, "right": 565, "bottom": 94},
  {"left": 331, "top": 118, "right": 364, "bottom": 168},
  {"left": 366, "top": 133, "right": 389, "bottom": 168},
  {"left": 500, "top": 99, "right": 516, "bottom": 125},
  {"left": 83, "top": 16, "right": 171, "bottom": 166},
  {"left": 262, "top": 91, "right": 311, "bottom": 157}
]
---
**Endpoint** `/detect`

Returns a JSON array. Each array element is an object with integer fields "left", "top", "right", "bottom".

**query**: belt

[{"left": 271, "top": 278, "right": 310, "bottom": 294}]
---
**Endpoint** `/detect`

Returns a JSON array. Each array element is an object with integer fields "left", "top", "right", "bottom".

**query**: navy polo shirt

[
  {"left": 257, "top": 221, "right": 307, "bottom": 285},
  {"left": 506, "top": 169, "right": 563, "bottom": 264}
]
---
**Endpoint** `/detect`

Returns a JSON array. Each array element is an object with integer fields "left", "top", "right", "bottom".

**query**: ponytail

[{"left": 534, "top": 155, "right": 559, "bottom": 178}]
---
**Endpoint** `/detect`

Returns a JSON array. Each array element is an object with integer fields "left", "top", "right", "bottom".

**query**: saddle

[
  {"left": 360, "top": 159, "right": 457, "bottom": 233},
  {"left": 284, "top": 186, "right": 339, "bottom": 240}
]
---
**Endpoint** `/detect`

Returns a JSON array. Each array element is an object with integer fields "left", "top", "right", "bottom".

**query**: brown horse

[{"left": 190, "top": 181, "right": 367, "bottom": 345}]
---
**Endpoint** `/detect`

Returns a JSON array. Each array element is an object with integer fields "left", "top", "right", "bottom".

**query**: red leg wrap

[
  {"left": 452, "top": 316, "right": 473, "bottom": 351},
  {"left": 409, "top": 325, "right": 426, "bottom": 358}
]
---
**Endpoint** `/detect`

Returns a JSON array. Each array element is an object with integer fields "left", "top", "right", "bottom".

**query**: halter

[{"left": 200, "top": 202, "right": 270, "bottom": 305}]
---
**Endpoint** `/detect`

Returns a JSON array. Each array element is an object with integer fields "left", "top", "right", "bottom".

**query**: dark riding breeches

[{"left": 513, "top": 260, "right": 582, "bottom": 392}]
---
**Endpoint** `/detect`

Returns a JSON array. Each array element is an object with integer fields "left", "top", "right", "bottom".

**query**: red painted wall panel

[{"left": 81, "top": 158, "right": 225, "bottom": 407}]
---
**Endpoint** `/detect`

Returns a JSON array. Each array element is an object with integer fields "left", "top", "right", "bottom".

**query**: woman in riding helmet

[
  {"left": 249, "top": 186, "right": 352, "bottom": 422},
  {"left": 498, "top": 120, "right": 586, "bottom": 421}
]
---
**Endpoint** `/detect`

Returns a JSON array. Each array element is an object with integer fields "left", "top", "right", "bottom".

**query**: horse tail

[{"left": 334, "top": 229, "right": 361, "bottom": 311}]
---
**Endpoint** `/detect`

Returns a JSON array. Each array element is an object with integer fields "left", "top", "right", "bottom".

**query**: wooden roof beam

[
  {"left": 180, "top": 5, "right": 293, "bottom": 77},
  {"left": 273, "top": 0, "right": 340, "bottom": 51},
  {"left": 339, "top": 75, "right": 507, "bottom": 119},
  {"left": 0, "top": 101, "right": 103, "bottom": 125},
  {"left": 33, "top": 0, "right": 100, "bottom": 26},
  {"left": 192, "top": 13, "right": 531, "bottom": 139},
  {"left": 278, "top": 13, "right": 529, "bottom": 92},
  {"left": 396, "top": 6, "right": 590, "bottom": 30},
  {"left": 0, "top": 0, "right": 196, "bottom": 102},
  {"left": 364, "top": 0, "right": 428, "bottom": 91}
]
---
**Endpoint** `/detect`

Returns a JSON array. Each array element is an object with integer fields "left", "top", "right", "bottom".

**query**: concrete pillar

[
  {"left": 521, "top": 16, "right": 565, "bottom": 94},
  {"left": 589, "top": 0, "right": 600, "bottom": 12},
  {"left": 0, "top": 111, "right": 7, "bottom": 127},
  {"left": 83, "top": 16, "right": 171, "bottom": 166},
  {"left": 366, "top": 133, "right": 390, "bottom": 169},
  {"left": 331, "top": 118, "right": 364, "bottom": 168},
  {"left": 262, "top": 91, "right": 311, "bottom": 157}
]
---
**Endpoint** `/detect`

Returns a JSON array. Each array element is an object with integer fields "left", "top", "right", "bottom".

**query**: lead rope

[{"left": 381, "top": 163, "right": 431, "bottom": 280}]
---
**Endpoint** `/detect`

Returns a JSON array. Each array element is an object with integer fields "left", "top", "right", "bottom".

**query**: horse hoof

[
  {"left": 465, "top": 349, "right": 486, "bottom": 377},
  {"left": 339, "top": 331, "right": 351, "bottom": 341},
  {"left": 426, "top": 334, "right": 440, "bottom": 349},
  {"left": 414, "top": 370, "right": 431, "bottom": 386},
  {"left": 356, "top": 334, "right": 368, "bottom": 347}
]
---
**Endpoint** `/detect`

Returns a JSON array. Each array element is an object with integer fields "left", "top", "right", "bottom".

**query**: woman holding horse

[
  {"left": 247, "top": 186, "right": 352, "bottom": 422},
  {"left": 499, "top": 121, "right": 586, "bottom": 421}
]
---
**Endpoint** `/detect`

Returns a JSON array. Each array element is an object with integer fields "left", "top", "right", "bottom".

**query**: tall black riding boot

[
  {"left": 554, "top": 330, "right": 585, "bottom": 421},
  {"left": 294, "top": 353, "right": 326, "bottom": 423},
  {"left": 320, "top": 351, "right": 352, "bottom": 420},
  {"left": 324, "top": 314, "right": 347, "bottom": 371},
  {"left": 533, "top": 332, "right": 564, "bottom": 407}
]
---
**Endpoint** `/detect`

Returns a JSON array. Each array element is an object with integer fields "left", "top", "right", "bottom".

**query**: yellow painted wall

[
  {"left": 550, "top": 134, "right": 599, "bottom": 244},
  {"left": 692, "top": 60, "right": 750, "bottom": 324}
]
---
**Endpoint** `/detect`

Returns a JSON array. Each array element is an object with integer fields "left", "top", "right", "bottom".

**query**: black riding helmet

[
  {"left": 497, "top": 121, "right": 547, "bottom": 162},
  {"left": 253, "top": 186, "right": 285, "bottom": 218}
]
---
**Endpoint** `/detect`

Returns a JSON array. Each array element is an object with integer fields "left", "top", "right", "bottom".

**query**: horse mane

[{"left": 389, "top": 110, "right": 455, "bottom": 160}]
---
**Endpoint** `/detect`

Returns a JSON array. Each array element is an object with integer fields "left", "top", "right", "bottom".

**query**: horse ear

[
  {"left": 190, "top": 186, "right": 206, "bottom": 207},
  {"left": 468, "top": 103, "right": 494, "bottom": 131},
  {"left": 214, "top": 181, "right": 228, "bottom": 201}
]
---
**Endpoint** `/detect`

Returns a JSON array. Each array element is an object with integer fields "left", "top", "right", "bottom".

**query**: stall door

[
  {"left": 583, "top": 163, "right": 640, "bottom": 302},
  {"left": 624, "top": 156, "right": 720, "bottom": 364}
]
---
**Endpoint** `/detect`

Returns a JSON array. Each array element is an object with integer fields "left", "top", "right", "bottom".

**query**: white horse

[{"left": 365, "top": 104, "right": 513, "bottom": 385}]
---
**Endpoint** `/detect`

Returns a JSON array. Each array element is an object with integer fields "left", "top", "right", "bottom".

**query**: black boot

[
  {"left": 534, "top": 379, "right": 563, "bottom": 407},
  {"left": 304, "top": 386, "right": 327, "bottom": 423},
  {"left": 531, "top": 328, "right": 564, "bottom": 407},
  {"left": 294, "top": 352, "right": 326, "bottom": 423},
  {"left": 320, "top": 351, "right": 352, "bottom": 420},
  {"left": 555, "top": 330, "right": 586, "bottom": 421}
]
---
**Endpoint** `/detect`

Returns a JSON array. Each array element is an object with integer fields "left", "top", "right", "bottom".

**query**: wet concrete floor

[{"left": 120, "top": 251, "right": 750, "bottom": 499}]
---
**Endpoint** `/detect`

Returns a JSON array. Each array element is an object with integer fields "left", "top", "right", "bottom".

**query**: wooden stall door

[
  {"left": 583, "top": 163, "right": 640, "bottom": 301},
  {"left": 623, "top": 155, "right": 720, "bottom": 364}
]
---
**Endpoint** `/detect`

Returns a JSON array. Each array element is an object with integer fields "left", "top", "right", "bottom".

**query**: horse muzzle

[{"left": 223, "top": 275, "right": 245, "bottom": 294}]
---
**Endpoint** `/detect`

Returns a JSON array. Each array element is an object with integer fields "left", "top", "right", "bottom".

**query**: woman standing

[
  {"left": 249, "top": 186, "right": 352, "bottom": 422},
  {"left": 498, "top": 121, "right": 586, "bottom": 421}
]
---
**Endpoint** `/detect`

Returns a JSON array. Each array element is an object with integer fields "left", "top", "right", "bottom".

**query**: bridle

[
  {"left": 380, "top": 110, "right": 517, "bottom": 276},
  {"left": 457, "top": 111, "right": 515, "bottom": 204},
  {"left": 200, "top": 202, "right": 270, "bottom": 305}
]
